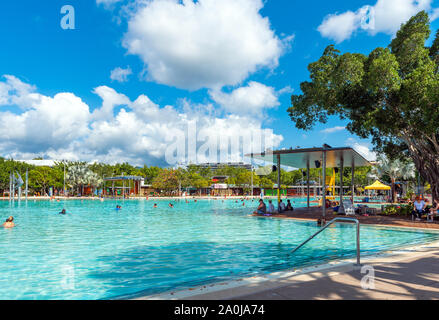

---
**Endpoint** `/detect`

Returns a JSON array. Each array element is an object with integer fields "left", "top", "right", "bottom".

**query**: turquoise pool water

[{"left": 1, "top": 198, "right": 438, "bottom": 300}]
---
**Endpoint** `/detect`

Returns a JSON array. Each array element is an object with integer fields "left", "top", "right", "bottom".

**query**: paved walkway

[
  {"left": 184, "top": 244, "right": 439, "bottom": 300},
  {"left": 267, "top": 207, "right": 439, "bottom": 230}
]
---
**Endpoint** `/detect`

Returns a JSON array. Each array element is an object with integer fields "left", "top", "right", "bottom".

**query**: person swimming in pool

[
  {"left": 317, "top": 218, "right": 326, "bottom": 227},
  {"left": 153, "top": 203, "right": 158, "bottom": 208},
  {"left": 115, "top": 205, "right": 122, "bottom": 211},
  {"left": 169, "top": 203, "right": 174, "bottom": 208},
  {"left": 59, "top": 209, "right": 67, "bottom": 215},
  {"left": 3, "top": 216, "right": 15, "bottom": 228}
]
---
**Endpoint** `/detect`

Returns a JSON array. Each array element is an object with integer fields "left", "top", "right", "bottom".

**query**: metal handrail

[{"left": 291, "top": 217, "right": 361, "bottom": 266}]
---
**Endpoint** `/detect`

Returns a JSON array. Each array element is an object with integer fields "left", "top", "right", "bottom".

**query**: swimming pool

[{"left": 1, "top": 198, "right": 438, "bottom": 300}]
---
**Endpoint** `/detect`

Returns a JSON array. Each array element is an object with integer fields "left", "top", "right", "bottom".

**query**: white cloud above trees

[
  {"left": 0, "top": 75, "right": 283, "bottom": 166},
  {"left": 209, "top": 82, "right": 281, "bottom": 117},
  {"left": 122, "top": 0, "right": 292, "bottom": 90},
  {"left": 318, "top": 0, "right": 437, "bottom": 43}
]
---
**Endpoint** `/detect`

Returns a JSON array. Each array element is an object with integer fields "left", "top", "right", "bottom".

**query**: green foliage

[
  {"left": 152, "top": 169, "right": 179, "bottom": 191},
  {"left": 0, "top": 157, "right": 377, "bottom": 195},
  {"left": 29, "top": 167, "right": 59, "bottom": 195},
  {"left": 382, "top": 205, "right": 398, "bottom": 216},
  {"left": 0, "top": 158, "right": 33, "bottom": 191},
  {"left": 140, "top": 166, "right": 161, "bottom": 184},
  {"left": 382, "top": 204, "right": 412, "bottom": 216}
]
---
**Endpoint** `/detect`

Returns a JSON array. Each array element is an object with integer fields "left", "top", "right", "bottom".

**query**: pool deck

[
  {"left": 138, "top": 240, "right": 439, "bottom": 300},
  {"left": 187, "top": 242, "right": 439, "bottom": 300},
  {"left": 264, "top": 206, "right": 439, "bottom": 230}
]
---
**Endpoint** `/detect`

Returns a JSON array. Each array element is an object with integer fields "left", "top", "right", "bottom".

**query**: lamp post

[
  {"left": 322, "top": 148, "right": 327, "bottom": 218},
  {"left": 122, "top": 172, "right": 125, "bottom": 199},
  {"left": 63, "top": 161, "right": 66, "bottom": 196},
  {"left": 251, "top": 165, "right": 254, "bottom": 198},
  {"left": 25, "top": 168, "right": 28, "bottom": 201}
]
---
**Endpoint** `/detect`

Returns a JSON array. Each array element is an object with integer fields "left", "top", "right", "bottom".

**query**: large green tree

[
  {"left": 151, "top": 169, "right": 180, "bottom": 193},
  {"left": 288, "top": 11, "right": 439, "bottom": 199},
  {"left": 28, "top": 167, "right": 58, "bottom": 195}
]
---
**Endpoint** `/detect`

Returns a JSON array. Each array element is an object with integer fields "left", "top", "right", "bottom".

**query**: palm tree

[
  {"left": 367, "top": 156, "right": 416, "bottom": 203},
  {"left": 66, "top": 164, "right": 103, "bottom": 196}
]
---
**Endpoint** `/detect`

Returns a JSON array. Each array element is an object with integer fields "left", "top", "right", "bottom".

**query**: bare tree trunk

[
  {"left": 404, "top": 135, "right": 439, "bottom": 201},
  {"left": 391, "top": 178, "right": 396, "bottom": 203}
]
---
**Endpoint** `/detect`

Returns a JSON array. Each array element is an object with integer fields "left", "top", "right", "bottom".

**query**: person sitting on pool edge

[
  {"left": 267, "top": 200, "right": 275, "bottom": 214},
  {"left": 412, "top": 196, "right": 427, "bottom": 221},
  {"left": 332, "top": 201, "right": 340, "bottom": 214},
  {"left": 429, "top": 200, "right": 439, "bottom": 221},
  {"left": 3, "top": 216, "right": 15, "bottom": 228},
  {"left": 317, "top": 217, "right": 326, "bottom": 227},
  {"left": 325, "top": 199, "right": 332, "bottom": 208},
  {"left": 253, "top": 199, "right": 266, "bottom": 215},
  {"left": 286, "top": 200, "right": 293, "bottom": 211},
  {"left": 278, "top": 199, "right": 286, "bottom": 213}
]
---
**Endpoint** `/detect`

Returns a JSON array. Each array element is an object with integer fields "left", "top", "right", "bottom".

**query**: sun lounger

[{"left": 342, "top": 200, "right": 355, "bottom": 216}]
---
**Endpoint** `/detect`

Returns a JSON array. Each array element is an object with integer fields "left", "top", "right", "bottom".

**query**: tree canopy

[{"left": 0, "top": 156, "right": 373, "bottom": 196}]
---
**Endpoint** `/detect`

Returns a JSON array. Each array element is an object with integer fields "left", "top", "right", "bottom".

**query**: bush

[
  {"left": 383, "top": 206, "right": 398, "bottom": 216},
  {"left": 382, "top": 204, "right": 412, "bottom": 216}
]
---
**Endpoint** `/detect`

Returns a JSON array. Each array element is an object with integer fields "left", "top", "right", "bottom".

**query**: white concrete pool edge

[{"left": 131, "top": 238, "right": 439, "bottom": 300}]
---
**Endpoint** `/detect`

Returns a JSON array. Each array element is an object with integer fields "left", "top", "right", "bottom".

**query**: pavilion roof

[{"left": 248, "top": 146, "right": 371, "bottom": 169}]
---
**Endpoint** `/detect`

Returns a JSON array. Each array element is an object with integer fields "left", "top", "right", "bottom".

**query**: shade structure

[
  {"left": 104, "top": 176, "right": 144, "bottom": 181},
  {"left": 365, "top": 180, "right": 391, "bottom": 191},
  {"left": 246, "top": 146, "right": 372, "bottom": 218},
  {"left": 103, "top": 176, "right": 144, "bottom": 196},
  {"left": 248, "top": 147, "right": 370, "bottom": 169}
]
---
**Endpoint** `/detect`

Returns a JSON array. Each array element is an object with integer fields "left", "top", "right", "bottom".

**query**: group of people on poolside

[
  {"left": 253, "top": 199, "right": 294, "bottom": 215},
  {"left": 411, "top": 196, "right": 439, "bottom": 221}
]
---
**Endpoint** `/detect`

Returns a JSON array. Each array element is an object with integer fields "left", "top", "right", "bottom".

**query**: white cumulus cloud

[
  {"left": 96, "top": 0, "right": 123, "bottom": 6},
  {"left": 91, "top": 85, "right": 131, "bottom": 121},
  {"left": 321, "top": 126, "right": 346, "bottom": 134},
  {"left": 346, "top": 138, "right": 377, "bottom": 161},
  {"left": 0, "top": 75, "right": 283, "bottom": 166},
  {"left": 318, "top": 0, "right": 436, "bottom": 43},
  {"left": 0, "top": 77, "right": 90, "bottom": 154},
  {"left": 209, "top": 81, "right": 280, "bottom": 116},
  {"left": 110, "top": 66, "right": 132, "bottom": 82},
  {"left": 122, "top": 0, "right": 288, "bottom": 90}
]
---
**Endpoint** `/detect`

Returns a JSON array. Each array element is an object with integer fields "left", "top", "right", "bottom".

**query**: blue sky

[{"left": 0, "top": 0, "right": 438, "bottom": 166}]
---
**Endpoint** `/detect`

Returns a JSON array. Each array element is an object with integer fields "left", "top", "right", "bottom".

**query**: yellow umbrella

[{"left": 365, "top": 180, "right": 391, "bottom": 190}]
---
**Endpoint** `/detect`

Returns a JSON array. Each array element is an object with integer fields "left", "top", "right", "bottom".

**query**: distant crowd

[{"left": 253, "top": 199, "right": 293, "bottom": 216}]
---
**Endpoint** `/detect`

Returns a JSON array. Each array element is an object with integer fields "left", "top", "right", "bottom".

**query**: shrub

[{"left": 382, "top": 204, "right": 412, "bottom": 216}]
